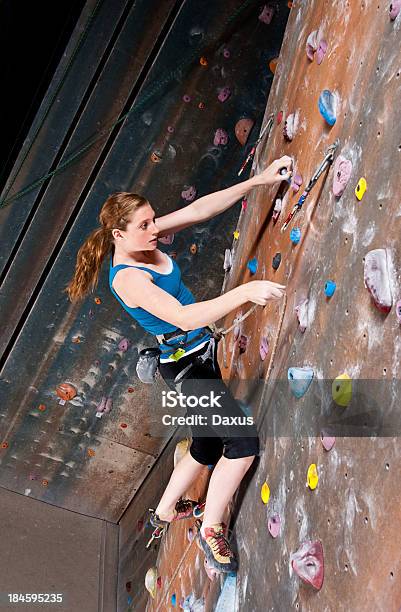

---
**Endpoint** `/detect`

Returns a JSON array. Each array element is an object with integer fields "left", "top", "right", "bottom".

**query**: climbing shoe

[{"left": 198, "top": 522, "right": 238, "bottom": 573}]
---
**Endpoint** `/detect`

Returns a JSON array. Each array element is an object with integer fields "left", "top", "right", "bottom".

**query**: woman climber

[{"left": 65, "top": 154, "right": 292, "bottom": 573}]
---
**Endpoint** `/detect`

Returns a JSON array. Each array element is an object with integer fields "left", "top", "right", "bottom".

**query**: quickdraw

[
  {"left": 237, "top": 114, "right": 274, "bottom": 176},
  {"left": 280, "top": 139, "right": 340, "bottom": 232},
  {"left": 209, "top": 304, "right": 259, "bottom": 368}
]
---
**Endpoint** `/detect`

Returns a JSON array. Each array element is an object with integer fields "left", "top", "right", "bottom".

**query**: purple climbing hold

[
  {"left": 333, "top": 155, "right": 353, "bottom": 197},
  {"left": 390, "top": 0, "right": 401, "bottom": 20},
  {"left": 259, "top": 336, "right": 269, "bottom": 361},
  {"left": 239, "top": 335, "right": 248, "bottom": 354},
  {"left": 268, "top": 513, "right": 281, "bottom": 538},
  {"left": 118, "top": 338, "right": 131, "bottom": 352},
  {"left": 321, "top": 433, "right": 336, "bottom": 451},
  {"left": 316, "top": 39, "right": 328, "bottom": 65},
  {"left": 364, "top": 249, "right": 393, "bottom": 313},
  {"left": 223, "top": 48, "right": 231, "bottom": 58},
  {"left": 291, "top": 173, "right": 303, "bottom": 193},
  {"left": 181, "top": 186, "right": 197, "bottom": 202},
  {"left": 291, "top": 540, "right": 324, "bottom": 591},
  {"left": 396, "top": 299, "right": 401, "bottom": 323},
  {"left": 214, "top": 128, "right": 229, "bottom": 146},
  {"left": 259, "top": 4, "right": 275, "bottom": 24},
  {"left": 218, "top": 87, "right": 231, "bottom": 103},
  {"left": 182, "top": 94, "right": 191, "bottom": 103},
  {"left": 306, "top": 30, "right": 319, "bottom": 61}
]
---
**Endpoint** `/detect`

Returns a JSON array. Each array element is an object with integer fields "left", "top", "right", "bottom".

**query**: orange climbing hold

[
  {"left": 56, "top": 383, "right": 77, "bottom": 403},
  {"left": 269, "top": 58, "right": 278, "bottom": 74},
  {"left": 199, "top": 56, "right": 208, "bottom": 66},
  {"left": 190, "top": 244, "right": 197, "bottom": 255}
]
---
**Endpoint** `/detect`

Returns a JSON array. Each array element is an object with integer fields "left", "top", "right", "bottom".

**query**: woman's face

[{"left": 114, "top": 204, "right": 159, "bottom": 251}]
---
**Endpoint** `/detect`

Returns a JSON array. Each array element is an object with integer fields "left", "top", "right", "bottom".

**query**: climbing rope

[
  {"left": 0, "top": 0, "right": 261, "bottom": 209},
  {"left": 210, "top": 303, "right": 259, "bottom": 368}
]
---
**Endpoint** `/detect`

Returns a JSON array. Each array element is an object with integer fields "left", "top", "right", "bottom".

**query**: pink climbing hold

[
  {"left": 364, "top": 249, "right": 393, "bottom": 313},
  {"left": 306, "top": 30, "right": 319, "bottom": 61},
  {"left": 295, "top": 299, "right": 309, "bottom": 332},
  {"left": 223, "top": 48, "right": 231, "bottom": 58},
  {"left": 158, "top": 234, "right": 175, "bottom": 245},
  {"left": 316, "top": 39, "right": 328, "bottom": 65},
  {"left": 259, "top": 336, "right": 269, "bottom": 361},
  {"left": 214, "top": 128, "right": 229, "bottom": 146},
  {"left": 118, "top": 338, "right": 131, "bottom": 352},
  {"left": 268, "top": 513, "right": 281, "bottom": 538},
  {"left": 291, "top": 540, "right": 324, "bottom": 591},
  {"left": 396, "top": 299, "right": 401, "bottom": 323},
  {"left": 239, "top": 335, "right": 248, "bottom": 354},
  {"left": 218, "top": 87, "right": 231, "bottom": 103},
  {"left": 259, "top": 4, "right": 275, "bottom": 24},
  {"left": 291, "top": 173, "right": 303, "bottom": 193},
  {"left": 332, "top": 155, "right": 353, "bottom": 197},
  {"left": 104, "top": 398, "right": 113, "bottom": 413},
  {"left": 321, "top": 433, "right": 336, "bottom": 451},
  {"left": 390, "top": 0, "right": 401, "bottom": 20},
  {"left": 181, "top": 186, "right": 197, "bottom": 202}
]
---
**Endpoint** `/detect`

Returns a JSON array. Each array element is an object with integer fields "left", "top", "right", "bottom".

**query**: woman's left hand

[{"left": 255, "top": 155, "right": 293, "bottom": 186}]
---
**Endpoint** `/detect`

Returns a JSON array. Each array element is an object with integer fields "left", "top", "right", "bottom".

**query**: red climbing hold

[
  {"left": 291, "top": 540, "right": 324, "bottom": 591},
  {"left": 277, "top": 110, "right": 283, "bottom": 125},
  {"left": 364, "top": 249, "right": 393, "bottom": 313},
  {"left": 235, "top": 118, "right": 254, "bottom": 146}
]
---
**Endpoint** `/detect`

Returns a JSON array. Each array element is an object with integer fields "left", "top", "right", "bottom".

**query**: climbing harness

[
  {"left": 237, "top": 113, "right": 274, "bottom": 176},
  {"left": 280, "top": 139, "right": 340, "bottom": 232}
]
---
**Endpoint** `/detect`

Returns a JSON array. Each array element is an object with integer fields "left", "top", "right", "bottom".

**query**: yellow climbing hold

[
  {"left": 261, "top": 481, "right": 270, "bottom": 504},
  {"left": 145, "top": 567, "right": 158, "bottom": 599},
  {"left": 174, "top": 438, "right": 190, "bottom": 467},
  {"left": 233, "top": 230, "right": 240, "bottom": 240},
  {"left": 307, "top": 463, "right": 318, "bottom": 490},
  {"left": 332, "top": 373, "right": 352, "bottom": 407},
  {"left": 355, "top": 177, "right": 367, "bottom": 200}
]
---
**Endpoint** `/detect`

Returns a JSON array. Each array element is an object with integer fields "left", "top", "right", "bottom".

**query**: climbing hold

[
  {"left": 89, "top": 309, "right": 95, "bottom": 319},
  {"left": 145, "top": 567, "right": 158, "bottom": 599},
  {"left": 307, "top": 463, "right": 319, "bottom": 490},
  {"left": 182, "top": 94, "right": 191, "bottom": 103},
  {"left": 355, "top": 177, "right": 367, "bottom": 200},
  {"left": 181, "top": 186, "right": 197, "bottom": 202},
  {"left": 242, "top": 197, "right": 248, "bottom": 210},
  {"left": 167, "top": 126, "right": 175, "bottom": 134},
  {"left": 104, "top": 398, "right": 113, "bottom": 413},
  {"left": 269, "top": 58, "right": 278, "bottom": 74},
  {"left": 316, "top": 39, "right": 328, "bottom": 65},
  {"left": 235, "top": 118, "right": 254, "bottom": 146},
  {"left": 268, "top": 513, "right": 281, "bottom": 538},
  {"left": 87, "top": 448, "right": 95, "bottom": 457},
  {"left": 320, "top": 432, "right": 336, "bottom": 451},
  {"left": 224, "top": 249, "right": 232, "bottom": 271},
  {"left": 171, "top": 593, "right": 177, "bottom": 606},
  {"left": 187, "top": 527, "right": 194, "bottom": 542},
  {"left": 214, "top": 128, "right": 229, "bottom": 146},
  {"left": 38, "top": 404, "right": 46, "bottom": 412},
  {"left": 318, "top": 90, "right": 337, "bottom": 126},
  {"left": 247, "top": 257, "right": 258, "bottom": 274},
  {"left": 174, "top": 438, "right": 190, "bottom": 467},
  {"left": 199, "top": 56, "right": 208, "bottom": 66},
  {"left": 238, "top": 335, "right": 248, "bottom": 354},
  {"left": 261, "top": 481, "right": 270, "bottom": 504},
  {"left": 396, "top": 299, "right": 401, "bottom": 323},
  {"left": 56, "top": 383, "right": 77, "bottom": 404},
  {"left": 126, "top": 581, "right": 132, "bottom": 592},
  {"left": 259, "top": 336, "right": 269, "bottom": 361},
  {"left": 333, "top": 156, "right": 353, "bottom": 197},
  {"left": 324, "top": 280, "right": 336, "bottom": 298},
  {"left": 272, "top": 198, "right": 282, "bottom": 223},
  {"left": 95, "top": 396, "right": 107, "bottom": 418},
  {"left": 291, "top": 173, "right": 303, "bottom": 193},
  {"left": 390, "top": 0, "right": 401, "bottom": 19},
  {"left": 332, "top": 373, "right": 352, "bottom": 407},
  {"left": 259, "top": 4, "right": 275, "bottom": 24},
  {"left": 158, "top": 233, "right": 175, "bottom": 245},
  {"left": 295, "top": 298, "right": 309, "bottom": 332},
  {"left": 1, "top": 442, "right": 9, "bottom": 449},
  {"left": 190, "top": 244, "right": 197, "bottom": 255},
  {"left": 291, "top": 540, "right": 324, "bottom": 591},
  {"left": 223, "top": 48, "right": 231, "bottom": 59},
  {"left": 198, "top": 102, "right": 205, "bottom": 110},
  {"left": 127, "top": 387, "right": 135, "bottom": 393},
  {"left": 277, "top": 110, "right": 283, "bottom": 125},
  {"left": 41, "top": 479, "right": 49, "bottom": 487},
  {"left": 204, "top": 558, "right": 219, "bottom": 581},
  {"left": 233, "top": 230, "right": 240, "bottom": 240},
  {"left": 290, "top": 227, "right": 301, "bottom": 245},
  {"left": 118, "top": 338, "right": 131, "bottom": 352},
  {"left": 181, "top": 593, "right": 205, "bottom": 611},
  {"left": 306, "top": 30, "right": 319, "bottom": 61},
  {"left": 283, "top": 112, "right": 299, "bottom": 141},
  {"left": 288, "top": 367, "right": 314, "bottom": 398},
  {"left": 120, "top": 423, "right": 128, "bottom": 429},
  {"left": 218, "top": 87, "right": 231, "bottom": 103},
  {"left": 364, "top": 248, "right": 393, "bottom": 313},
  {"left": 94, "top": 297, "right": 101, "bottom": 304},
  {"left": 272, "top": 252, "right": 281, "bottom": 270},
  {"left": 150, "top": 151, "right": 162, "bottom": 163}
]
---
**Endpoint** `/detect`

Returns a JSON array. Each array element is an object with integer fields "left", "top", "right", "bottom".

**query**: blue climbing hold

[
  {"left": 290, "top": 227, "right": 301, "bottom": 244},
  {"left": 127, "top": 595, "right": 133, "bottom": 605},
  {"left": 171, "top": 593, "right": 176, "bottom": 606},
  {"left": 247, "top": 257, "right": 258, "bottom": 274},
  {"left": 324, "top": 280, "right": 336, "bottom": 297},
  {"left": 272, "top": 252, "right": 282, "bottom": 270},
  {"left": 318, "top": 90, "right": 337, "bottom": 126},
  {"left": 288, "top": 367, "right": 314, "bottom": 398}
]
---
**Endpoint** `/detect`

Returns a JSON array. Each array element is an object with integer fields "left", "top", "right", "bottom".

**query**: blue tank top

[{"left": 108, "top": 253, "right": 211, "bottom": 358}]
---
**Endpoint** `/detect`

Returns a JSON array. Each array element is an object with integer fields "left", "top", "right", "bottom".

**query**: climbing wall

[{"left": 144, "top": 1, "right": 401, "bottom": 610}]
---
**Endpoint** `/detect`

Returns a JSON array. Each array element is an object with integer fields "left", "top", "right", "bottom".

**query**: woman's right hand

[{"left": 242, "top": 280, "right": 286, "bottom": 305}]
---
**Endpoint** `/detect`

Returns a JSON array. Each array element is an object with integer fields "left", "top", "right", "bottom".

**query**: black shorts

[{"left": 158, "top": 338, "right": 260, "bottom": 465}]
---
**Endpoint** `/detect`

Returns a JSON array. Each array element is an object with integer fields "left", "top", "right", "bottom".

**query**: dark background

[{"left": 0, "top": 0, "right": 86, "bottom": 192}]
